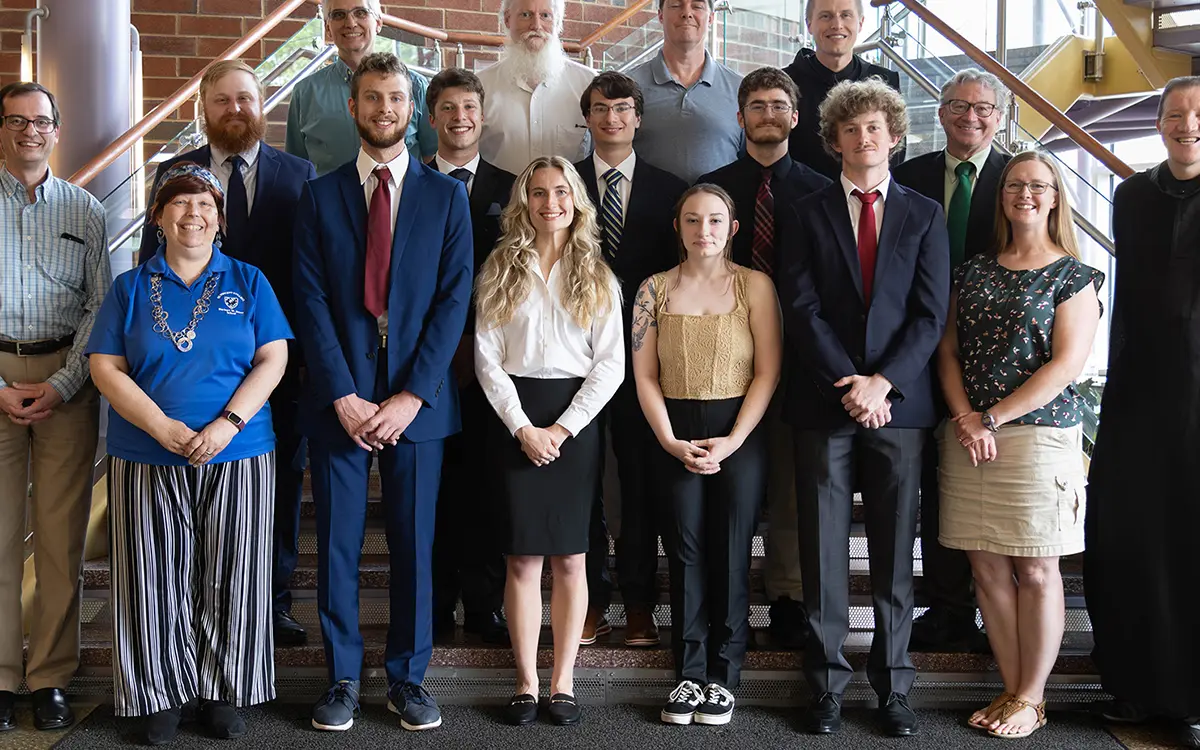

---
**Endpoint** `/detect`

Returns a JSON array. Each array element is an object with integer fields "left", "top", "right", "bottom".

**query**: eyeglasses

[
  {"left": 328, "top": 7, "right": 373, "bottom": 22},
  {"left": 2, "top": 115, "right": 57, "bottom": 133},
  {"left": 744, "top": 102, "right": 793, "bottom": 115},
  {"left": 944, "top": 99, "right": 998, "bottom": 117},
  {"left": 589, "top": 103, "right": 635, "bottom": 117},
  {"left": 1002, "top": 180, "right": 1057, "bottom": 195}
]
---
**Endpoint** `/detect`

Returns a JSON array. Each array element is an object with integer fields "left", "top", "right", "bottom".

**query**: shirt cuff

[
  {"left": 555, "top": 407, "right": 588, "bottom": 438},
  {"left": 502, "top": 408, "right": 532, "bottom": 437},
  {"left": 46, "top": 369, "right": 80, "bottom": 403}
]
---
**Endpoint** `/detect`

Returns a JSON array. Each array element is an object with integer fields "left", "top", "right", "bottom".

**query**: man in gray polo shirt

[{"left": 628, "top": 0, "right": 743, "bottom": 184}]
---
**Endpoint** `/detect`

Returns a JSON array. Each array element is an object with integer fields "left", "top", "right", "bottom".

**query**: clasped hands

[
  {"left": 516, "top": 424, "right": 571, "bottom": 466},
  {"left": 334, "top": 391, "right": 423, "bottom": 451},
  {"left": 0, "top": 382, "right": 62, "bottom": 426},
  {"left": 835, "top": 373, "right": 893, "bottom": 429},
  {"left": 663, "top": 435, "right": 742, "bottom": 475},
  {"left": 152, "top": 416, "right": 238, "bottom": 467},
  {"left": 952, "top": 411, "right": 998, "bottom": 466}
]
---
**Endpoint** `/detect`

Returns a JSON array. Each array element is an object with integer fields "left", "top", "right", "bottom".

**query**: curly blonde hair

[
  {"left": 475, "top": 156, "right": 618, "bottom": 329},
  {"left": 818, "top": 77, "right": 909, "bottom": 160}
]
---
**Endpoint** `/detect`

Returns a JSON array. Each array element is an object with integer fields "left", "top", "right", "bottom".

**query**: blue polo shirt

[{"left": 85, "top": 246, "right": 293, "bottom": 466}]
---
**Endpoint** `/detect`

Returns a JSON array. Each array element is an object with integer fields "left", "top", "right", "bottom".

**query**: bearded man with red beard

[{"left": 137, "top": 59, "right": 318, "bottom": 652}]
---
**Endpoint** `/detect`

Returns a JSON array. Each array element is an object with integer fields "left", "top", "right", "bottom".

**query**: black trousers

[
  {"left": 270, "top": 373, "right": 305, "bottom": 614},
  {"left": 432, "top": 383, "right": 506, "bottom": 617},
  {"left": 794, "top": 424, "right": 924, "bottom": 698},
  {"left": 660, "top": 397, "right": 766, "bottom": 689},
  {"left": 919, "top": 425, "right": 976, "bottom": 619}
]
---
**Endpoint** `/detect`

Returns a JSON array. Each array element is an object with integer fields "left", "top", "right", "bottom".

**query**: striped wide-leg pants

[{"left": 107, "top": 453, "right": 276, "bottom": 717}]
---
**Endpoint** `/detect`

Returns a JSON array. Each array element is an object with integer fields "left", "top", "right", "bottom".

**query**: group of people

[{"left": 1, "top": 0, "right": 1198, "bottom": 747}]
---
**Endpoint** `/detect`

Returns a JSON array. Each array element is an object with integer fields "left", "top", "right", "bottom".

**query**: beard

[
  {"left": 501, "top": 31, "right": 566, "bottom": 86},
  {"left": 204, "top": 111, "right": 266, "bottom": 154},
  {"left": 355, "top": 118, "right": 405, "bottom": 151},
  {"left": 746, "top": 122, "right": 791, "bottom": 146}
]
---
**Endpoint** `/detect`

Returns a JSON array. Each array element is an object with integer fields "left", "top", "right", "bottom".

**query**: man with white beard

[{"left": 477, "top": 0, "right": 595, "bottom": 175}]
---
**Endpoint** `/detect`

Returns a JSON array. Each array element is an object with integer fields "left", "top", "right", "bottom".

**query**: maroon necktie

[
  {"left": 364, "top": 166, "right": 392, "bottom": 318},
  {"left": 752, "top": 168, "right": 775, "bottom": 275},
  {"left": 852, "top": 189, "right": 880, "bottom": 304}
]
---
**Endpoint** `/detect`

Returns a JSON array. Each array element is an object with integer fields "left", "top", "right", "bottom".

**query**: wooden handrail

[
  {"left": 579, "top": 0, "right": 655, "bottom": 49},
  {"left": 68, "top": 0, "right": 308, "bottom": 188},
  {"left": 870, "top": 0, "right": 1135, "bottom": 179}
]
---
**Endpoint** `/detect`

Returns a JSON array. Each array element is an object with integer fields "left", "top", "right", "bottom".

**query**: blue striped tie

[{"left": 601, "top": 168, "right": 623, "bottom": 260}]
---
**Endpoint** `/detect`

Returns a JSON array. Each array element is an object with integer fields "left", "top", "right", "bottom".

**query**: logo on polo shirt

[{"left": 218, "top": 291, "right": 246, "bottom": 316}]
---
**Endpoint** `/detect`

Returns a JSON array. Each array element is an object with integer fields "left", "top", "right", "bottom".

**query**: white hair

[
  {"left": 500, "top": 0, "right": 566, "bottom": 38},
  {"left": 321, "top": 0, "right": 383, "bottom": 19},
  {"left": 940, "top": 68, "right": 1011, "bottom": 114}
]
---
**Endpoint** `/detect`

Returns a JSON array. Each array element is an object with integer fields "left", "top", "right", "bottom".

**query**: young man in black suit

[
  {"left": 426, "top": 67, "right": 516, "bottom": 645},
  {"left": 138, "top": 60, "right": 317, "bottom": 649},
  {"left": 574, "top": 71, "right": 688, "bottom": 648},
  {"left": 778, "top": 78, "right": 949, "bottom": 737},
  {"left": 892, "top": 68, "right": 1012, "bottom": 653},
  {"left": 696, "top": 66, "right": 830, "bottom": 650}
]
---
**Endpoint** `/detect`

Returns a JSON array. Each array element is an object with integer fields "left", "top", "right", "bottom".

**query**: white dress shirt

[
  {"left": 474, "top": 262, "right": 625, "bottom": 437},
  {"left": 209, "top": 141, "right": 261, "bottom": 212},
  {"left": 840, "top": 172, "right": 892, "bottom": 243},
  {"left": 942, "top": 147, "right": 991, "bottom": 211},
  {"left": 593, "top": 150, "right": 635, "bottom": 217},
  {"left": 356, "top": 147, "right": 409, "bottom": 330},
  {"left": 477, "top": 56, "right": 595, "bottom": 176},
  {"left": 435, "top": 152, "right": 481, "bottom": 195}
]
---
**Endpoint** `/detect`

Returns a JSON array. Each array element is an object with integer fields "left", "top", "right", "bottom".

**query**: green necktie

[{"left": 947, "top": 160, "right": 975, "bottom": 268}]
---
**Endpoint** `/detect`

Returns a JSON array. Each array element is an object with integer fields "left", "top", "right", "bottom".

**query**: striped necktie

[
  {"left": 752, "top": 167, "right": 775, "bottom": 275},
  {"left": 600, "top": 168, "right": 623, "bottom": 260}
]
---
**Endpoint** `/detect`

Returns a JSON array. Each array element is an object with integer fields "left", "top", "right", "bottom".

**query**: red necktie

[
  {"left": 852, "top": 189, "right": 880, "bottom": 304},
  {"left": 752, "top": 168, "right": 775, "bottom": 275},
  {"left": 364, "top": 166, "right": 392, "bottom": 318}
]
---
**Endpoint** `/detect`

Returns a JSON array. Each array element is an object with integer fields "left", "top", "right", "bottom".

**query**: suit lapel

[
  {"left": 390, "top": 152, "right": 425, "bottom": 274},
  {"left": 575, "top": 157, "right": 600, "bottom": 206},
  {"left": 337, "top": 161, "right": 368, "bottom": 257},
  {"left": 875, "top": 182, "right": 911, "bottom": 282},
  {"left": 969, "top": 148, "right": 1005, "bottom": 229},
  {"left": 822, "top": 187, "right": 865, "bottom": 302},
  {"left": 470, "top": 160, "right": 493, "bottom": 222},
  {"left": 246, "top": 142, "right": 279, "bottom": 246}
]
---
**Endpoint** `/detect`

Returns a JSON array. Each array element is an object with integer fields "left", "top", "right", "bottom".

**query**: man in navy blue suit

[
  {"left": 778, "top": 78, "right": 949, "bottom": 738},
  {"left": 293, "top": 53, "right": 473, "bottom": 734},
  {"left": 136, "top": 60, "right": 317, "bottom": 649}
]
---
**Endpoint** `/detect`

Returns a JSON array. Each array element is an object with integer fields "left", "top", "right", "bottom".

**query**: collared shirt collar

[
  {"left": 333, "top": 56, "right": 354, "bottom": 85},
  {"left": 945, "top": 147, "right": 990, "bottom": 179},
  {"left": 594, "top": 150, "right": 636, "bottom": 183},
  {"left": 356, "top": 147, "right": 410, "bottom": 189},
  {"left": 210, "top": 141, "right": 262, "bottom": 170},
  {"left": 0, "top": 164, "right": 53, "bottom": 201},
  {"left": 840, "top": 172, "right": 891, "bottom": 201},
  {"left": 742, "top": 151, "right": 792, "bottom": 179},
  {"left": 651, "top": 49, "right": 716, "bottom": 87},
  {"left": 144, "top": 244, "right": 232, "bottom": 284},
  {"left": 434, "top": 152, "right": 480, "bottom": 177}
]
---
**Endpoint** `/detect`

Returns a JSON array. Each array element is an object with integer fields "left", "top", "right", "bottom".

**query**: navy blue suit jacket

[
  {"left": 778, "top": 179, "right": 950, "bottom": 429},
  {"left": 292, "top": 153, "right": 474, "bottom": 444}
]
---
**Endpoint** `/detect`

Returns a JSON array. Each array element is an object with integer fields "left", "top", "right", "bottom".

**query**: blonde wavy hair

[{"left": 475, "top": 156, "right": 618, "bottom": 329}]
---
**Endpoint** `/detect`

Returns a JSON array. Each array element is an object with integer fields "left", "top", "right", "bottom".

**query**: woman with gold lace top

[{"left": 630, "top": 184, "right": 782, "bottom": 727}]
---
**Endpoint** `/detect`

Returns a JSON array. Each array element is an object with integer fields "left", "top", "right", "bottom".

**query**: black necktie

[
  {"left": 225, "top": 154, "right": 249, "bottom": 254},
  {"left": 449, "top": 167, "right": 471, "bottom": 195}
]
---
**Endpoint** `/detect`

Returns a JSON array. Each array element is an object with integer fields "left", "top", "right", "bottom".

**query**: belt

[{"left": 0, "top": 333, "right": 75, "bottom": 357}]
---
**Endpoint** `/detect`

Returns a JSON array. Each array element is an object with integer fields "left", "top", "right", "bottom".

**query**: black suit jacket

[
  {"left": 574, "top": 154, "right": 688, "bottom": 372},
  {"left": 778, "top": 179, "right": 950, "bottom": 429},
  {"left": 464, "top": 158, "right": 516, "bottom": 275},
  {"left": 696, "top": 152, "right": 832, "bottom": 270},
  {"left": 892, "top": 147, "right": 1011, "bottom": 262},
  {"left": 137, "top": 142, "right": 317, "bottom": 325}
]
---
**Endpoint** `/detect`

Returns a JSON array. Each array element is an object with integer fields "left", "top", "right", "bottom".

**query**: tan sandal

[
  {"left": 968, "top": 691, "right": 1014, "bottom": 729},
  {"left": 987, "top": 696, "right": 1048, "bottom": 739}
]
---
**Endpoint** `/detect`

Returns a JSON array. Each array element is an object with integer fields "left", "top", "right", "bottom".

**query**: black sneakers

[
  {"left": 660, "top": 680, "right": 705, "bottom": 725},
  {"left": 693, "top": 683, "right": 735, "bottom": 726},
  {"left": 311, "top": 680, "right": 361, "bottom": 731}
]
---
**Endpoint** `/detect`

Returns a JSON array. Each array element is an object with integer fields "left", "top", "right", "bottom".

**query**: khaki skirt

[{"left": 939, "top": 423, "right": 1087, "bottom": 557}]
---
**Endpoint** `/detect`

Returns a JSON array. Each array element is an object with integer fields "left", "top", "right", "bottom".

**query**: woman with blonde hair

[
  {"left": 631, "top": 184, "right": 781, "bottom": 726},
  {"left": 474, "top": 156, "right": 624, "bottom": 727},
  {"left": 937, "top": 150, "right": 1103, "bottom": 738}
]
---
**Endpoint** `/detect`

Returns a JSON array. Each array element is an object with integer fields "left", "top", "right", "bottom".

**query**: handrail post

[
  {"left": 456, "top": 43, "right": 465, "bottom": 68},
  {"left": 996, "top": 0, "right": 1007, "bottom": 69},
  {"left": 21, "top": 6, "right": 50, "bottom": 82},
  {"left": 585, "top": 47, "right": 595, "bottom": 69},
  {"left": 434, "top": 39, "right": 443, "bottom": 71}
]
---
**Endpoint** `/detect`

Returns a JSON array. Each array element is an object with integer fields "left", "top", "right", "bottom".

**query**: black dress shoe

[
  {"left": 464, "top": 611, "right": 510, "bottom": 645},
  {"left": 274, "top": 610, "right": 307, "bottom": 647},
  {"left": 199, "top": 699, "right": 246, "bottom": 739},
  {"left": 768, "top": 597, "right": 810, "bottom": 649},
  {"left": 31, "top": 687, "right": 74, "bottom": 731},
  {"left": 1181, "top": 720, "right": 1200, "bottom": 749},
  {"left": 804, "top": 692, "right": 842, "bottom": 734},
  {"left": 547, "top": 693, "right": 581, "bottom": 726},
  {"left": 879, "top": 692, "right": 918, "bottom": 737},
  {"left": 143, "top": 707, "right": 183, "bottom": 745},
  {"left": 0, "top": 690, "right": 15, "bottom": 732},
  {"left": 909, "top": 607, "right": 985, "bottom": 652},
  {"left": 504, "top": 694, "right": 538, "bottom": 726}
]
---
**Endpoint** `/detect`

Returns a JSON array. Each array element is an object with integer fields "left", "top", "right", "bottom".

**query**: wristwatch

[
  {"left": 222, "top": 410, "right": 245, "bottom": 432},
  {"left": 981, "top": 410, "right": 999, "bottom": 433}
]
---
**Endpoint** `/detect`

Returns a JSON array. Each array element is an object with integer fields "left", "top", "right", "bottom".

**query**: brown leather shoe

[
  {"left": 579, "top": 607, "right": 611, "bottom": 645},
  {"left": 624, "top": 607, "right": 660, "bottom": 646}
]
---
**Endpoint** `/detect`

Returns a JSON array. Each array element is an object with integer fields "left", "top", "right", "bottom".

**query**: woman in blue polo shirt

[{"left": 85, "top": 163, "right": 292, "bottom": 744}]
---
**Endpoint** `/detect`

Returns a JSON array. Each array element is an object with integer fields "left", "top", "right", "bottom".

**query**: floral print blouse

[{"left": 954, "top": 254, "right": 1104, "bottom": 427}]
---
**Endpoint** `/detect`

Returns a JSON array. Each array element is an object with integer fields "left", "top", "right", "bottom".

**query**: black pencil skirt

[{"left": 488, "top": 376, "right": 601, "bottom": 556}]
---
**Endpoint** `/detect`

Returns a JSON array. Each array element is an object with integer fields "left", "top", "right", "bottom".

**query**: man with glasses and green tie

[
  {"left": 0, "top": 81, "right": 112, "bottom": 733},
  {"left": 893, "top": 67, "right": 1012, "bottom": 655},
  {"left": 696, "top": 67, "right": 830, "bottom": 653}
]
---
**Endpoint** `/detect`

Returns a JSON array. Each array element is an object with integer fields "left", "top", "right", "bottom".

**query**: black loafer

[
  {"left": 879, "top": 692, "right": 918, "bottom": 737},
  {"left": 465, "top": 611, "right": 510, "bottom": 645},
  {"left": 505, "top": 693, "right": 538, "bottom": 726},
  {"left": 274, "top": 610, "right": 307, "bottom": 647},
  {"left": 32, "top": 688, "right": 73, "bottom": 731},
  {"left": 143, "top": 707, "right": 183, "bottom": 745},
  {"left": 0, "top": 690, "right": 15, "bottom": 731},
  {"left": 804, "top": 692, "right": 842, "bottom": 734},
  {"left": 199, "top": 699, "right": 246, "bottom": 739},
  {"left": 547, "top": 693, "right": 581, "bottom": 726}
]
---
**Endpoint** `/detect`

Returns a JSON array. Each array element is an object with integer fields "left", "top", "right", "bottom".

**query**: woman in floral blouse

[{"left": 937, "top": 151, "right": 1103, "bottom": 739}]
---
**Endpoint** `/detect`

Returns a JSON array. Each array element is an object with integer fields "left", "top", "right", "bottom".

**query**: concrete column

[{"left": 37, "top": 0, "right": 132, "bottom": 202}]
